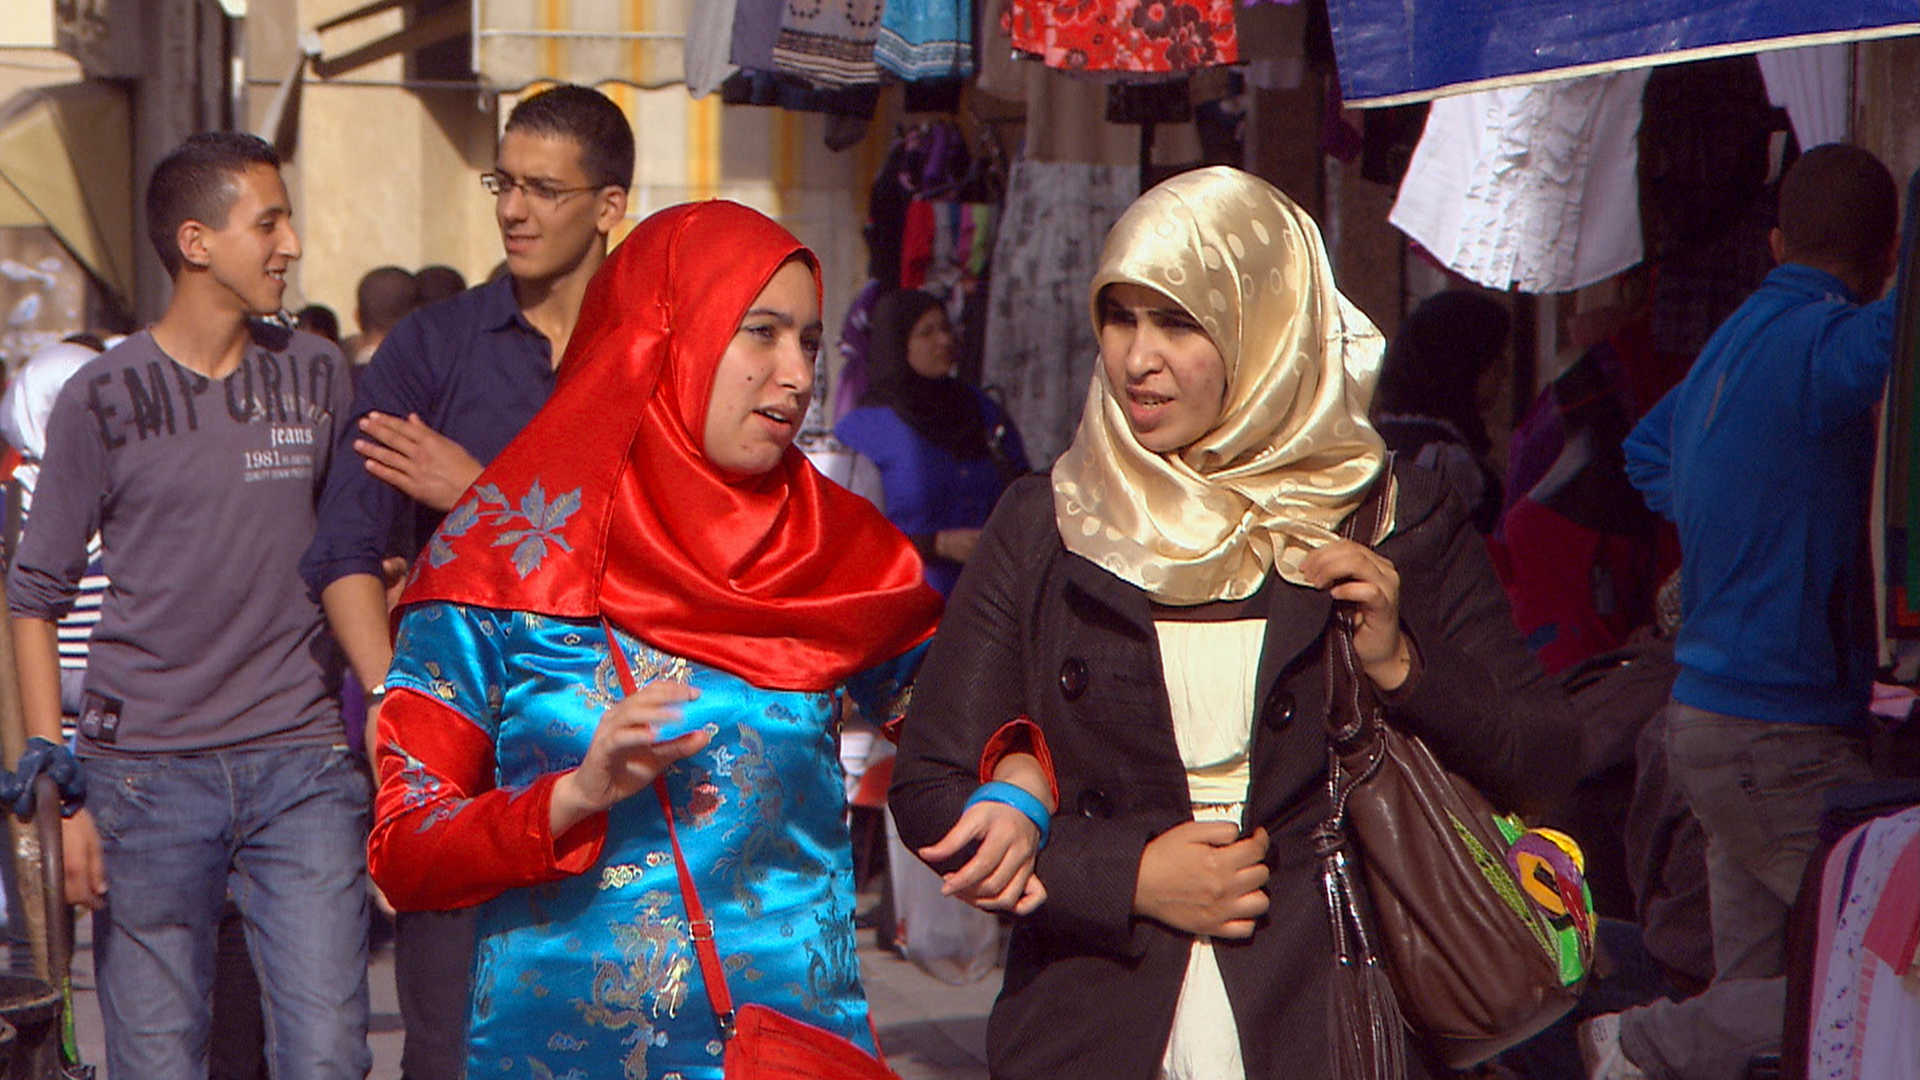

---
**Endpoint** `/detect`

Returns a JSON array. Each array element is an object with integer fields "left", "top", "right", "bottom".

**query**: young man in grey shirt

[{"left": 8, "top": 132, "right": 369, "bottom": 1079}]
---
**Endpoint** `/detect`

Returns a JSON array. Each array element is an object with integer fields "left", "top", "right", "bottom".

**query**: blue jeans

[{"left": 85, "top": 744, "right": 372, "bottom": 1079}]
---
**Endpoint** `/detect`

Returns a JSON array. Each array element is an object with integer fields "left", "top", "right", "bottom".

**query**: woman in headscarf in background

[
  {"left": 365, "top": 201, "right": 1042, "bottom": 1078},
  {"left": 1372, "top": 289, "right": 1511, "bottom": 533},
  {"left": 890, "top": 167, "right": 1574, "bottom": 1079},
  {"left": 835, "top": 289, "right": 1029, "bottom": 596},
  {"left": 832, "top": 289, "right": 1035, "bottom": 982}
]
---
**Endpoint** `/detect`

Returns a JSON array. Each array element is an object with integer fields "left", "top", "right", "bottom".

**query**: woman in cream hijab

[{"left": 892, "top": 167, "right": 1574, "bottom": 1079}]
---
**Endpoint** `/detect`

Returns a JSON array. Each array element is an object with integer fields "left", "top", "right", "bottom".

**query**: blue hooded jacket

[{"left": 1625, "top": 263, "right": 1894, "bottom": 726}]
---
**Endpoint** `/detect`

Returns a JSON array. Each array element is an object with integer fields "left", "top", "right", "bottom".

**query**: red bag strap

[{"left": 600, "top": 619, "right": 738, "bottom": 1038}]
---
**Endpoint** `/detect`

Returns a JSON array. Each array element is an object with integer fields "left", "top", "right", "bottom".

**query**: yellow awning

[
  {"left": 473, "top": 0, "right": 691, "bottom": 91},
  {"left": 0, "top": 81, "right": 132, "bottom": 307}
]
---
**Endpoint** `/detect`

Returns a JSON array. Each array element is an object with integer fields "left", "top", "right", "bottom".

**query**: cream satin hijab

[{"left": 1052, "top": 166, "right": 1388, "bottom": 604}]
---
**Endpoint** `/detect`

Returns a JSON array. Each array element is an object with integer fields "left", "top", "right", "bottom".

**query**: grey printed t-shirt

[{"left": 9, "top": 325, "right": 349, "bottom": 754}]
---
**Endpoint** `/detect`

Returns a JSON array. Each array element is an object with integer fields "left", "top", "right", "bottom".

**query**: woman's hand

[
  {"left": 1301, "top": 539, "right": 1412, "bottom": 691},
  {"left": 917, "top": 751, "right": 1055, "bottom": 915},
  {"left": 917, "top": 802, "right": 1047, "bottom": 915},
  {"left": 550, "top": 681, "right": 708, "bottom": 836},
  {"left": 1132, "top": 822, "right": 1270, "bottom": 938}
]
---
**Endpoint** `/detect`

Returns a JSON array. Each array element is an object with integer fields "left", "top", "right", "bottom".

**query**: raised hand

[
  {"left": 1301, "top": 539, "right": 1411, "bottom": 691},
  {"left": 550, "top": 681, "right": 708, "bottom": 835}
]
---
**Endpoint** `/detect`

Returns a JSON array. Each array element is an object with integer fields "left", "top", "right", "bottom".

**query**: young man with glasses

[{"left": 300, "top": 83, "right": 632, "bottom": 1080}]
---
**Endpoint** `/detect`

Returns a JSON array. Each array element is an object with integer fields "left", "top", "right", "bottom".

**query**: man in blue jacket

[{"left": 1583, "top": 145, "right": 1898, "bottom": 1079}]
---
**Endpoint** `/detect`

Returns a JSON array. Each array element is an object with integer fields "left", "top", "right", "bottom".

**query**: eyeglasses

[{"left": 480, "top": 171, "right": 600, "bottom": 206}]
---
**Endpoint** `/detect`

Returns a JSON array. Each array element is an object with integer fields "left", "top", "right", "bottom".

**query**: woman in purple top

[{"left": 834, "top": 290, "right": 1029, "bottom": 595}]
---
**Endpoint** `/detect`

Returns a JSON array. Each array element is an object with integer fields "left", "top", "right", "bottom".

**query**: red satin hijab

[{"left": 401, "top": 200, "right": 941, "bottom": 691}]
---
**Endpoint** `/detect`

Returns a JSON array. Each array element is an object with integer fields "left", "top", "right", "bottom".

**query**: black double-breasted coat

[{"left": 890, "top": 461, "right": 1579, "bottom": 1079}]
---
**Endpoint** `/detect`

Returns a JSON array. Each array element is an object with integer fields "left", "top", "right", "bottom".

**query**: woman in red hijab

[{"left": 365, "top": 201, "right": 950, "bottom": 1078}]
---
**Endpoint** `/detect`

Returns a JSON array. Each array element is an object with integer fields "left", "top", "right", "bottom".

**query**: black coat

[{"left": 890, "top": 461, "right": 1579, "bottom": 1080}]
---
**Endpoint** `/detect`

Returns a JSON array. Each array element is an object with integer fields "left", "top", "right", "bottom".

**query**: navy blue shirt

[{"left": 300, "top": 276, "right": 554, "bottom": 596}]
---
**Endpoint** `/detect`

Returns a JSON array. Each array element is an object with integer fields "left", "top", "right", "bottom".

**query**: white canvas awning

[
  {"left": 0, "top": 81, "right": 133, "bottom": 306},
  {"left": 472, "top": 0, "right": 690, "bottom": 91}
]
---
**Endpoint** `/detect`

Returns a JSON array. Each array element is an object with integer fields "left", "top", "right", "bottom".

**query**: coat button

[
  {"left": 1058, "top": 658, "right": 1089, "bottom": 701},
  {"left": 1262, "top": 689, "right": 1296, "bottom": 732},
  {"left": 1076, "top": 788, "right": 1112, "bottom": 819}
]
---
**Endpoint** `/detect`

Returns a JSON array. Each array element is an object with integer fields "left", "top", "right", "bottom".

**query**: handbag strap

[
  {"left": 1312, "top": 458, "right": 1401, "bottom": 973},
  {"left": 1326, "top": 455, "right": 1398, "bottom": 748},
  {"left": 600, "top": 619, "right": 738, "bottom": 1039},
  {"left": 1313, "top": 456, "right": 1399, "bottom": 830}
]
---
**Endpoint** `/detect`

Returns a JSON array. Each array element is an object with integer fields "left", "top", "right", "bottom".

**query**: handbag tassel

[{"left": 1315, "top": 825, "right": 1407, "bottom": 1080}]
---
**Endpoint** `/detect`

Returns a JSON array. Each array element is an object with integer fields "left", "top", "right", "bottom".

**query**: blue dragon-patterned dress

[{"left": 384, "top": 601, "right": 921, "bottom": 1080}]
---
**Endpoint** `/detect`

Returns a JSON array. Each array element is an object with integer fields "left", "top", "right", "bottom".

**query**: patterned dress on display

[{"left": 1004, "top": 0, "right": 1239, "bottom": 72}]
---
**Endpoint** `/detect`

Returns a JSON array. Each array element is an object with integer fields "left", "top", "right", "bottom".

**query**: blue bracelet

[{"left": 965, "top": 780, "right": 1051, "bottom": 849}]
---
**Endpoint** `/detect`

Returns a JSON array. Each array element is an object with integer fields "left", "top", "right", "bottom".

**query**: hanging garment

[
  {"left": 1758, "top": 45, "right": 1850, "bottom": 153},
  {"left": 685, "top": 0, "right": 740, "bottom": 97},
  {"left": 831, "top": 280, "right": 886, "bottom": 425},
  {"left": 729, "top": 0, "right": 783, "bottom": 69},
  {"left": 899, "top": 200, "right": 938, "bottom": 290},
  {"left": 877, "top": 0, "right": 974, "bottom": 81},
  {"left": 979, "top": 160, "right": 1138, "bottom": 467},
  {"left": 974, "top": 0, "right": 1029, "bottom": 102},
  {"left": 773, "top": 0, "right": 884, "bottom": 89},
  {"left": 1389, "top": 71, "right": 1649, "bottom": 293},
  {"left": 1236, "top": 0, "right": 1305, "bottom": 89},
  {"left": 1882, "top": 168, "right": 1920, "bottom": 639},
  {"left": 1498, "top": 346, "right": 1660, "bottom": 672},
  {"left": 1638, "top": 56, "right": 1781, "bottom": 357},
  {"left": 1807, "top": 808, "right": 1920, "bottom": 1080},
  {"left": 1500, "top": 497, "right": 1659, "bottom": 674},
  {"left": 719, "top": 69, "right": 881, "bottom": 118},
  {"left": 1004, "top": 0, "right": 1239, "bottom": 73},
  {"left": 1649, "top": 195, "right": 1776, "bottom": 357}
]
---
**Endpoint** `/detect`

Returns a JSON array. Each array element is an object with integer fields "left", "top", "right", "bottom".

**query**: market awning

[
  {"left": 472, "top": 0, "right": 691, "bottom": 91},
  {"left": 1327, "top": 0, "right": 1920, "bottom": 107},
  {"left": 0, "top": 81, "right": 132, "bottom": 308}
]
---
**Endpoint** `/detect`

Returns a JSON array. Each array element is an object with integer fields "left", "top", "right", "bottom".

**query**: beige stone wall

[
  {"left": 244, "top": 0, "right": 498, "bottom": 331},
  {"left": 0, "top": 5, "right": 56, "bottom": 48},
  {"left": 282, "top": 80, "right": 500, "bottom": 324},
  {"left": 1855, "top": 37, "right": 1920, "bottom": 217}
]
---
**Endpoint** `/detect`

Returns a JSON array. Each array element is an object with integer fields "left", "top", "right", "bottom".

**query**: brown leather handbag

[{"left": 1316, "top": 467, "right": 1594, "bottom": 1076}]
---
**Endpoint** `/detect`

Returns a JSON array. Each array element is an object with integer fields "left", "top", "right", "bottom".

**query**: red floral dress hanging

[{"left": 1004, "top": 0, "right": 1240, "bottom": 72}]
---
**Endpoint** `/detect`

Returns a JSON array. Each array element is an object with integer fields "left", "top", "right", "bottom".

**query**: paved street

[{"left": 59, "top": 913, "right": 998, "bottom": 1077}]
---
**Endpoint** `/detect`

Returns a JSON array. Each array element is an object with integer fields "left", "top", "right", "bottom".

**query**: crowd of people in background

[{"left": 0, "top": 76, "right": 1912, "bottom": 1080}]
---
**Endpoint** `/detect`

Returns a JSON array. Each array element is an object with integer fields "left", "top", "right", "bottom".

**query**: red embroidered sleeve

[{"left": 367, "top": 687, "right": 606, "bottom": 911}]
